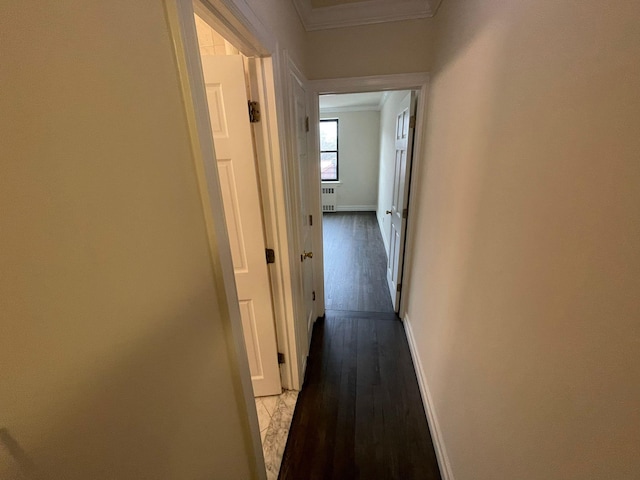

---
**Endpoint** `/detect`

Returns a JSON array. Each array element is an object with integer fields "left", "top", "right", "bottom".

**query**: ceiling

[
  {"left": 319, "top": 92, "right": 388, "bottom": 112},
  {"left": 293, "top": 0, "right": 443, "bottom": 31}
]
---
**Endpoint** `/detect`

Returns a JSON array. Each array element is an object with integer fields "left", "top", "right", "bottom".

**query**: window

[{"left": 320, "top": 119, "right": 338, "bottom": 181}]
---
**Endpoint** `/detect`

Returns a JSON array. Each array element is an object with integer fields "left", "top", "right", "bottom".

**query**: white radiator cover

[{"left": 322, "top": 186, "right": 337, "bottom": 212}]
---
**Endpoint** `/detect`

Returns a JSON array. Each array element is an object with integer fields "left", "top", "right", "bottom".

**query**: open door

[
  {"left": 201, "top": 54, "right": 282, "bottom": 397},
  {"left": 289, "top": 66, "right": 316, "bottom": 377},
  {"left": 387, "top": 92, "right": 417, "bottom": 311}
]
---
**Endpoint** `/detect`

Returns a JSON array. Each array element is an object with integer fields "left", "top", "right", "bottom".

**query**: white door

[
  {"left": 201, "top": 55, "right": 281, "bottom": 397},
  {"left": 387, "top": 92, "right": 417, "bottom": 311},
  {"left": 290, "top": 70, "right": 315, "bottom": 372}
]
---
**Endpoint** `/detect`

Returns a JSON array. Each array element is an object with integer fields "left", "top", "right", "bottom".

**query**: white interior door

[
  {"left": 290, "top": 70, "right": 315, "bottom": 373},
  {"left": 387, "top": 92, "right": 416, "bottom": 311},
  {"left": 201, "top": 55, "right": 281, "bottom": 397}
]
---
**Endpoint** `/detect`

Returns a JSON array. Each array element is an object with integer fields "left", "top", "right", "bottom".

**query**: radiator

[{"left": 322, "top": 186, "right": 337, "bottom": 212}]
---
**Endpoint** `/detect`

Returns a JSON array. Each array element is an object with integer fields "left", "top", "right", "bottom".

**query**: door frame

[
  {"left": 164, "top": 2, "right": 264, "bottom": 478},
  {"left": 165, "top": 0, "right": 309, "bottom": 470},
  {"left": 282, "top": 57, "right": 318, "bottom": 381},
  {"left": 184, "top": 0, "right": 308, "bottom": 393},
  {"left": 309, "top": 73, "right": 430, "bottom": 319}
]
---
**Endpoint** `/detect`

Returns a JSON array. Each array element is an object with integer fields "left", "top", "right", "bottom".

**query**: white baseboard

[
  {"left": 335, "top": 204, "right": 376, "bottom": 212},
  {"left": 377, "top": 213, "right": 390, "bottom": 255},
  {"left": 403, "top": 314, "right": 455, "bottom": 480}
]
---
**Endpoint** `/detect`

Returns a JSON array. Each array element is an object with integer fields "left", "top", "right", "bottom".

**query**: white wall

[
  {"left": 0, "top": 2, "right": 258, "bottom": 479},
  {"left": 321, "top": 110, "right": 380, "bottom": 210},
  {"left": 405, "top": 0, "right": 640, "bottom": 479},
  {"left": 376, "top": 91, "right": 411, "bottom": 253}
]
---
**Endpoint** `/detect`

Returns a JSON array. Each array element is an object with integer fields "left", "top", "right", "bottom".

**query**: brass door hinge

[
  {"left": 409, "top": 115, "right": 416, "bottom": 128},
  {"left": 248, "top": 101, "right": 260, "bottom": 123},
  {"left": 305, "top": 116, "right": 310, "bottom": 132},
  {"left": 266, "top": 248, "right": 275, "bottom": 264},
  {"left": 277, "top": 352, "right": 285, "bottom": 364}
]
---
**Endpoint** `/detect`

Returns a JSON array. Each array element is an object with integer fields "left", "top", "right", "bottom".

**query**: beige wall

[
  {"left": 0, "top": 1, "right": 258, "bottom": 479},
  {"left": 307, "top": 18, "right": 436, "bottom": 79},
  {"left": 4, "top": 0, "right": 640, "bottom": 478},
  {"left": 241, "top": 0, "right": 308, "bottom": 73},
  {"left": 406, "top": 0, "right": 640, "bottom": 479}
]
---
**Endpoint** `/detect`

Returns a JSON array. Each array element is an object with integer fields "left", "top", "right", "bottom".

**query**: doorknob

[
  {"left": 386, "top": 210, "right": 392, "bottom": 215},
  {"left": 300, "top": 251, "right": 313, "bottom": 261}
]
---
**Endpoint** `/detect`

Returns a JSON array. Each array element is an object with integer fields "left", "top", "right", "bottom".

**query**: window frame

[{"left": 319, "top": 118, "right": 339, "bottom": 182}]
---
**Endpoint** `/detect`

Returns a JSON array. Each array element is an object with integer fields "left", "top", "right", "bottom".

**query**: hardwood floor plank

[
  {"left": 279, "top": 312, "right": 442, "bottom": 480},
  {"left": 331, "top": 317, "right": 358, "bottom": 479},
  {"left": 323, "top": 212, "right": 394, "bottom": 313},
  {"left": 279, "top": 213, "right": 439, "bottom": 479},
  {"left": 354, "top": 317, "right": 384, "bottom": 479}
]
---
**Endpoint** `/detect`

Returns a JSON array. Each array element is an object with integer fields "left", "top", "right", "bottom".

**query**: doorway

[
  {"left": 309, "top": 73, "right": 429, "bottom": 319},
  {"left": 280, "top": 78, "right": 438, "bottom": 479},
  {"left": 318, "top": 90, "right": 417, "bottom": 314},
  {"left": 191, "top": 10, "right": 300, "bottom": 475},
  {"left": 194, "top": 13, "right": 282, "bottom": 399}
]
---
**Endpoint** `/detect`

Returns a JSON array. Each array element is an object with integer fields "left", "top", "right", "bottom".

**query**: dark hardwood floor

[
  {"left": 279, "top": 310, "right": 442, "bottom": 480},
  {"left": 278, "top": 212, "right": 441, "bottom": 480},
  {"left": 322, "top": 212, "right": 394, "bottom": 313}
]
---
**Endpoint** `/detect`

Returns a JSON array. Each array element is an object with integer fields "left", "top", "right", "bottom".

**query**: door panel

[
  {"left": 387, "top": 92, "right": 416, "bottom": 311},
  {"left": 238, "top": 299, "right": 261, "bottom": 375},
  {"left": 201, "top": 55, "right": 281, "bottom": 397},
  {"left": 216, "top": 159, "right": 249, "bottom": 271},
  {"left": 290, "top": 71, "right": 315, "bottom": 374}
]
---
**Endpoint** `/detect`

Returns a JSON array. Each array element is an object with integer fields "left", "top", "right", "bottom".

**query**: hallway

[{"left": 278, "top": 212, "right": 441, "bottom": 479}]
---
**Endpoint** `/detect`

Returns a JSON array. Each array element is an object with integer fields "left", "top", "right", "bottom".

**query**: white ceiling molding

[
  {"left": 320, "top": 105, "right": 381, "bottom": 114},
  {"left": 293, "top": 0, "right": 442, "bottom": 31},
  {"left": 310, "top": 72, "right": 430, "bottom": 95},
  {"left": 378, "top": 91, "right": 390, "bottom": 109},
  {"left": 319, "top": 91, "right": 386, "bottom": 110}
]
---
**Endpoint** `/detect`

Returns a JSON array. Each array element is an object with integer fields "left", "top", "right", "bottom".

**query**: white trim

[
  {"left": 310, "top": 72, "right": 429, "bottom": 319},
  {"left": 377, "top": 211, "right": 390, "bottom": 255},
  {"left": 194, "top": 1, "right": 265, "bottom": 57},
  {"left": 198, "top": 0, "right": 276, "bottom": 54},
  {"left": 310, "top": 72, "right": 430, "bottom": 95},
  {"left": 335, "top": 205, "right": 377, "bottom": 212},
  {"left": 193, "top": 1, "right": 306, "bottom": 393},
  {"left": 282, "top": 51, "right": 317, "bottom": 389},
  {"left": 398, "top": 84, "right": 429, "bottom": 318},
  {"left": 246, "top": 56, "right": 298, "bottom": 391},
  {"left": 320, "top": 105, "right": 381, "bottom": 114},
  {"left": 309, "top": 88, "right": 326, "bottom": 320},
  {"left": 270, "top": 49, "right": 306, "bottom": 391},
  {"left": 378, "top": 91, "right": 390, "bottom": 109},
  {"left": 165, "top": 1, "right": 265, "bottom": 478},
  {"left": 292, "top": 0, "right": 442, "bottom": 31},
  {"left": 403, "top": 314, "right": 455, "bottom": 480}
]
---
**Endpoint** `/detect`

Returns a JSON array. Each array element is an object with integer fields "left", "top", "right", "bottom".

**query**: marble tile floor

[{"left": 255, "top": 390, "right": 299, "bottom": 480}]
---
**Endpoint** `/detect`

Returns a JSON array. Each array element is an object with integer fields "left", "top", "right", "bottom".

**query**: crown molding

[
  {"left": 320, "top": 105, "right": 381, "bottom": 114},
  {"left": 378, "top": 91, "right": 390, "bottom": 109},
  {"left": 293, "top": 0, "right": 442, "bottom": 31},
  {"left": 310, "top": 72, "right": 430, "bottom": 95}
]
